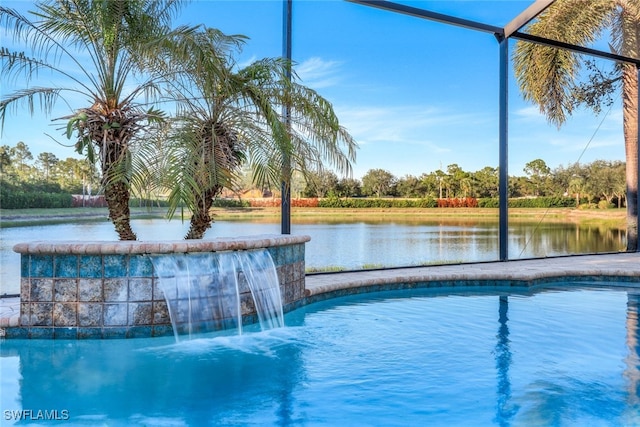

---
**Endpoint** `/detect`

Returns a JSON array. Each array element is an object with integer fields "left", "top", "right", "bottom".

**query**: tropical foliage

[
  {"left": 152, "top": 27, "right": 357, "bottom": 239},
  {"left": 0, "top": 0, "right": 187, "bottom": 239}
]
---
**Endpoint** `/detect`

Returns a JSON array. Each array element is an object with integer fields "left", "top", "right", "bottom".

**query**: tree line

[
  {"left": 1, "top": 141, "right": 627, "bottom": 210},
  {"left": 1, "top": 142, "right": 100, "bottom": 195},
  {"left": 301, "top": 159, "right": 626, "bottom": 208}
]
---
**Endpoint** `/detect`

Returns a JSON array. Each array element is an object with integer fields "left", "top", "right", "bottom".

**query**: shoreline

[{"left": 0, "top": 206, "right": 627, "bottom": 227}]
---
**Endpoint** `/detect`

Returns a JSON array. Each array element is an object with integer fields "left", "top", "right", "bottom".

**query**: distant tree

[
  {"left": 433, "top": 169, "right": 447, "bottom": 199},
  {"left": 586, "top": 160, "right": 626, "bottom": 205},
  {"left": 304, "top": 170, "right": 339, "bottom": 198},
  {"left": 396, "top": 174, "right": 426, "bottom": 198},
  {"left": 418, "top": 171, "right": 443, "bottom": 199},
  {"left": 361, "top": 168, "right": 396, "bottom": 197},
  {"left": 55, "top": 157, "right": 98, "bottom": 194},
  {"left": 445, "top": 163, "right": 471, "bottom": 198},
  {"left": 471, "top": 166, "right": 499, "bottom": 198},
  {"left": 336, "top": 177, "right": 362, "bottom": 197},
  {"left": 523, "top": 158, "right": 551, "bottom": 196},
  {"left": 509, "top": 175, "right": 529, "bottom": 198},
  {"left": 551, "top": 163, "right": 576, "bottom": 197},
  {"left": 36, "top": 152, "right": 59, "bottom": 181},
  {"left": 0, "top": 145, "right": 11, "bottom": 176},
  {"left": 9, "top": 142, "right": 33, "bottom": 179},
  {"left": 613, "top": 162, "right": 628, "bottom": 208},
  {"left": 552, "top": 162, "right": 586, "bottom": 204}
]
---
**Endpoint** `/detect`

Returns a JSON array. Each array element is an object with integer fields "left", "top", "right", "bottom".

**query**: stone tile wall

[{"left": 9, "top": 235, "right": 309, "bottom": 339}]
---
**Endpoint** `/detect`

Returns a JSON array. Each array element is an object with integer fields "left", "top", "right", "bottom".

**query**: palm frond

[{"left": 513, "top": 0, "right": 618, "bottom": 126}]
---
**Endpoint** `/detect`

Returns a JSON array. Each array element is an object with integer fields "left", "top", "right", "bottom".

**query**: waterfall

[{"left": 150, "top": 249, "right": 284, "bottom": 341}]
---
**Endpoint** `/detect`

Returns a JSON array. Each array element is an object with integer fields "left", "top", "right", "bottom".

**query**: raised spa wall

[{"left": 9, "top": 235, "right": 309, "bottom": 339}]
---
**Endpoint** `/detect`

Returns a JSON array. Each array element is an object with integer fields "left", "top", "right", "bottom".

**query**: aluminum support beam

[
  {"left": 503, "top": 0, "right": 554, "bottom": 39},
  {"left": 281, "top": 0, "right": 292, "bottom": 235},
  {"left": 347, "top": 0, "right": 501, "bottom": 35},
  {"left": 498, "top": 37, "right": 509, "bottom": 261},
  {"left": 512, "top": 31, "right": 640, "bottom": 66}
]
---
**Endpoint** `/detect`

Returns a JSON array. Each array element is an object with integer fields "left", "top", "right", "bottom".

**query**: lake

[{"left": 0, "top": 217, "right": 626, "bottom": 296}]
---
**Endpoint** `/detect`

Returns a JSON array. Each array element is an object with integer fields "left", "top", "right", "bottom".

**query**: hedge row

[
  {"left": 478, "top": 197, "right": 577, "bottom": 208},
  {"left": 0, "top": 193, "right": 582, "bottom": 210},
  {"left": 1, "top": 190, "right": 73, "bottom": 209},
  {"left": 220, "top": 197, "right": 576, "bottom": 209},
  {"left": 212, "top": 198, "right": 251, "bottom": 208},
  {"left": 318, "top": 197, "right": 439, "bottom": 208},
  {"left": 129, "top": 198, "right": 172, "bottom": 208},
  {"left": 246, "top": 198, "right": 320, "bottom": 208},
  {"left": 316, "top": 197, "right": 576, "bottom": 209}
]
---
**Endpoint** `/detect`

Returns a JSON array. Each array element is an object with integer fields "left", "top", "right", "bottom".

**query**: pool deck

[
  {"left": 304, "top": 252, "right": 640, "bottom": 297},
  {"left": 2, "top": 252, "right": 640, "bottom": 332}
]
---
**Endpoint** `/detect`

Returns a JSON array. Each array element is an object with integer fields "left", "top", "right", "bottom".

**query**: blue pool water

[{"left": 1, "top": 284, "right": 640, "bottom": 426}]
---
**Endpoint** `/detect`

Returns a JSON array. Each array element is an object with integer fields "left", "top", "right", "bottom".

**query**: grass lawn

[
  {"left": 0, "top": 206, "right": 626, "bottom": 228},
  {"left": 0, "top": 207, "right": 168, "bottom": 227}
]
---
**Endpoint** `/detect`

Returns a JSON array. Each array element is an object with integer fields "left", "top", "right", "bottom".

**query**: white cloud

[
  {"left": 336, "top": 104, "right": 491, "bottom": 149},
  {"left": 513, "top": 105, "right": 547, "bottom": 122},
  {"left": 294, "top": 57, "right": 343, "bottom": 89}
]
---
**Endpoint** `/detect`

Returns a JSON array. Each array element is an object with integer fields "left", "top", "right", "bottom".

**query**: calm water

[
  {"left": 1, "top": 285, "right": 639, "bottom": 426},
  {"left": 0, "top": 217, "right": 626, "bottom": 295}
]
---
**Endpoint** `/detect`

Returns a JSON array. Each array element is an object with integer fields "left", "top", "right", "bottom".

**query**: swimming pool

[{"left": 1, "top": 284, "right": 639, "bottom": 426}]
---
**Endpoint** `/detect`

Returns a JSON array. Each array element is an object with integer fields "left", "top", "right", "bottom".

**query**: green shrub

[
  {"left": 0, "top": 190, "right": 73, "bottom": 209},
  {"left": 0, "top": 180, "right": 73, "bottom": 208},
  {"left": 597, "top": 200, "right": 615, "bottom": 209},
  {"left": 578, "top": 203, "right": 597, "bottom": 210},
  {"left": 478, "top": 197, "right": 576, "bottom": 208},
  {"left": 478, "top": 198, "right": 499, "bottom": 208},
  {"left": 129, "top": 198, "right": 171, "bottom": 208},
  {"left": 212, "top": 198, "right": 251, "bottom": 208}
]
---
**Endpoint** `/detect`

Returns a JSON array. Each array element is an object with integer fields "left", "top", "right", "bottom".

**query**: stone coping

[
  {"left": 13, "top": 234, "right": 311, "bottom": 255},
  {"left": 304, "top": 252, "right": 640, "bottom": 297}
]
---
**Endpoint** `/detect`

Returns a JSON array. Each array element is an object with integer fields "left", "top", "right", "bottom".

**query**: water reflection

[
  {"left": 507, "top": 222, "right": 626, "bottom": 258},
  {"left": 0, "top": 218, "right": 626, "bottom": 295},
  {"left": 625, "top": 292, "right": 640, "bottom": 425},
  {"left": 495, "top": 296, "right": 516, "bottom": 426}
]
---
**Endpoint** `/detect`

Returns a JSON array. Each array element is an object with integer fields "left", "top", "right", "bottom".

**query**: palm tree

[
  {"left": 157, "top": 28, "right": 357, "bottom": 239},
  {"left": 0, "top": 0, "right": 188, "bottom": 240},
  {"left": 513, "top": 0, "right": 639, "bottom": 251}
]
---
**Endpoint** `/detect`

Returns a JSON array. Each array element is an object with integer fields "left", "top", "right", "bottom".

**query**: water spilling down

[{"left": 150, "top": 249, "right": 284, "bottom": 340}]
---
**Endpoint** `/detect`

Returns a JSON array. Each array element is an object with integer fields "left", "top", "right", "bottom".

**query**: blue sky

[{"left": 1, "top": 0, "right": 626, "bottom": 179}]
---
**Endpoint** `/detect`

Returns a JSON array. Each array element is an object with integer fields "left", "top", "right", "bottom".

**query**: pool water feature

[
  {"left": 9, "top": 235, "right": 307, "bottom": 339},
  {"left": 151, "top": 249, "right": 284, "bottom": 340},
  {"left": 1, "top": 284, "right": 639, "bottom": 426}
]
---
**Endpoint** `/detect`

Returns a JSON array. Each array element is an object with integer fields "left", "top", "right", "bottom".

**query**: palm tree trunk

[
  {"left": 623, "top": 63, "right": 638, "bottom": 252},
  {"left": 185, "top": 186, "right": 220, "bottom": 239},
  {"left": 104, "top": 181, "right": 137, "bottom": 241}
]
